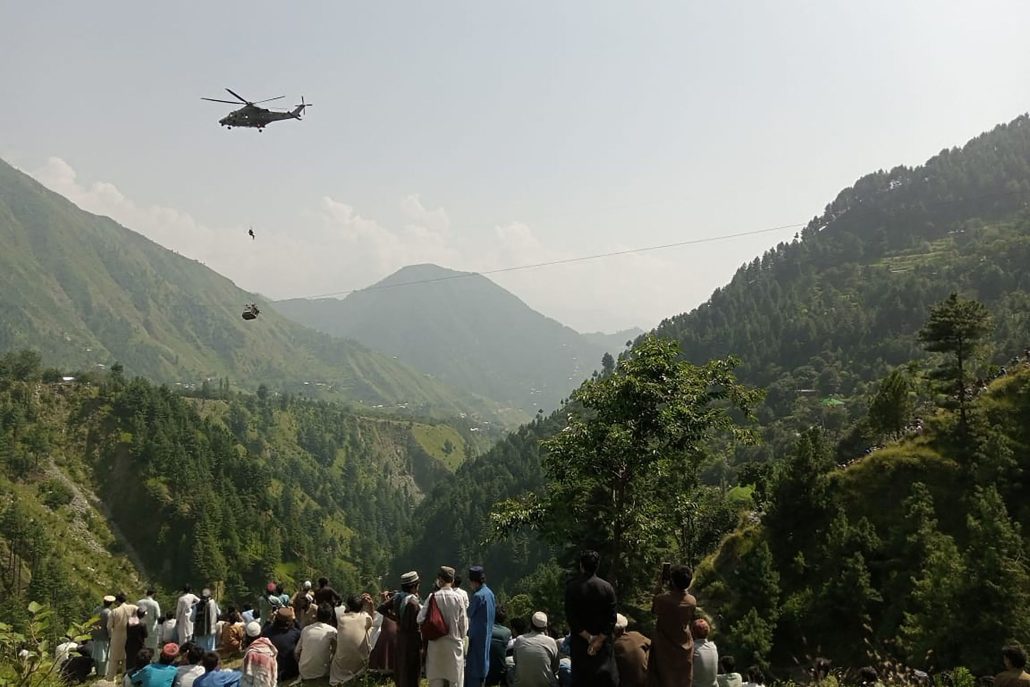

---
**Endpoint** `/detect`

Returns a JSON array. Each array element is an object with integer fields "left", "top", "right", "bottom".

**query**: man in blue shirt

[
  {"left": 465, "top": 565, "right": 497, "bottom": 687},
  {"left": 130, "top": 643, "right": 179, "bottom": 687}
]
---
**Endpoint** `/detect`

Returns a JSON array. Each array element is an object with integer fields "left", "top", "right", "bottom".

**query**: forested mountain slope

[
  {"left": 696, "top": 365, "right": 1030, "bottom": 674},
  {"left": 0, "top": 160, "right": 499, "bottom": 420},
  {"left": 394, "top": 114, "right": 1030, "bottom": 593},
  {"left": 653, "top": 116, "right": 1030, "bottom": 414},
  {"left": 275, "top": 264, "right": 617, "bottom": 414},
  {"left": 0, "top": 351, "right": 475, "bottom": 632}
]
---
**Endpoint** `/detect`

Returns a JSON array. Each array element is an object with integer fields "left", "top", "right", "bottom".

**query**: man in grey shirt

[{"left": 514, "top": 612, "right": 559, "bottom": 687}]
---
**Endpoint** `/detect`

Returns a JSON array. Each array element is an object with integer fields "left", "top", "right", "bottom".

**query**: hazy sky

[{"left": 3, "top": 2, "right": 1030, "bottom": 332}]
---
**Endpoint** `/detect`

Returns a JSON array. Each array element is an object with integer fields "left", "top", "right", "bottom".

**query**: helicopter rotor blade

[
  {"left": 202, "top": 98, "right": 243, "bottom": 104},
  {"left": 225, "top": 88, "right": 251, "bottom": 104},
  {"left": 251, "top": 96, "right": 286, "bottom": 105}
]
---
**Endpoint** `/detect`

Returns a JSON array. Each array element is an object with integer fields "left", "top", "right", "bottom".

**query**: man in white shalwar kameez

[
  {"left": 418, "top": 566, "right": 469, "bottom": 687},
  {"left": 176, "top": 585, "right": 201, "bottom": 645},
  {"left": 136, "top": 589, "right": 162, "bottom": 654}
]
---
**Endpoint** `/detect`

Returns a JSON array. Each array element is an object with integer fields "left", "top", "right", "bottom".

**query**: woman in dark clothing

[
  {"left": 125, "top": 608, "right": 149, "bottom": 672},
  {"left": 369, "top": 601, "right": 397, "bottom": 675}
]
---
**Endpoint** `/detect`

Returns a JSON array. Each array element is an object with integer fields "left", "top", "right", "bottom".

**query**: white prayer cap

[
  {"left": 303, "top": 580, "right": 312, "bottom": 590},
  {"left": 102, "top": 595, "right": 116, "bottom": 603},
  {"left": 531, "top": 611, "right": 548, "bottom": 629},
  {"left": 245, "top": 621, "right": 262, "bottom": 638},
  {"left": 615, "top": 614, "right": 628, "bottom": 630}
]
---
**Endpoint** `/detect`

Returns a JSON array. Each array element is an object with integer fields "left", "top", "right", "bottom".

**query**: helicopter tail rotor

[{"left": 291, "top": 97, "right": 312, "bottom": 119}]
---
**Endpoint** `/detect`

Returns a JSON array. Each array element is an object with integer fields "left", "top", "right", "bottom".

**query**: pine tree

[{"left": 918, "top": 293, "right": 992, "bottom": 431}]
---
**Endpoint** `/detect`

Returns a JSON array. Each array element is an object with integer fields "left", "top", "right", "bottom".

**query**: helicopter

[{"left": 202, "top": 88, "right": 311, "bottom": 131}]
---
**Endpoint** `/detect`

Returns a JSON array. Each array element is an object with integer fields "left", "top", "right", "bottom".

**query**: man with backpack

[{"left": 418, "top": 566, "right": 469, "bottom": 687}]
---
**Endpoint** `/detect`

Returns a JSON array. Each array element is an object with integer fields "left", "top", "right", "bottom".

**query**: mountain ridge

[
  {"left": 274, "top": 263, "right": 631, "bottom": 414},
  {"left": 0, "top": 159, "right": 503, "bottom": 422}
]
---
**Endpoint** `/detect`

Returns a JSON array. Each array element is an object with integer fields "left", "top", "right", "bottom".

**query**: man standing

[
  {"left": 564, "top": 550, "right": 618, "bottom": 687},
  {"left": 136, "top": 590, "right": 162, "bottom": 656},
  {"left": 418, "top": 566, "right": 469, "bottom": 687},
  {"left": 313, "top": 577, "right": 342, "bottom": 608},
  {"left": 194, "top": 589, "right": 220, "bottom": 652},
  {"left": 513, "top": 612, "right": 559, "bottom": 687},
  {"left": 177, "top": 585, "right": 201, "bottom": 645},
  {"left": 648, "top": 565, "right": 695, "bottom": 687},
  {"left": 385, "top": 571, "right": 422, "bottom": 687},
  {"left": 466, "top": 566, "right": 497, "bottom": 687},
  {"left": 613, "top": 614, "right": 650, "bottom": 687},
  {"left": 291, "top": 581, "right": 314, "bottom": 628},
  {"left": 91, "top": 595, "right": 115, "bottom": 677},
  {"left": 107, "top": 593, "right": 139, "bottom": 680}
]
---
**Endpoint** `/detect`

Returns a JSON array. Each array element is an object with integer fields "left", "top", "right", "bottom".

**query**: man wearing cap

[
  {"left": 418, "top": 566, "right": 469, "bottom": 687},
  {"left": 107, "top": 592, "right": 139, "bottom": 680},
  {"left": 129, "top": 643, "right": 180, "bottom": 687},
  {"left": 136, "top": 590, "right": 162, "bottom": 656},
  {"left": 564, "top": 550, "right": 618, "bottom": 687},
  {"left": 386, "top": 571, "right": 423, "bottom": 687},
  {"left": 291, "top": 581, "right": 314, "bottom": 628},
  {"left": 91, "top": 595, "right": 115, "bottom": 677},
  {"left": 260, "top": 606, "right": 301, "bottom": 681},
  {"left": 513, "top": 612, "right": 559, "bottom": 687},
  {"left": 241, "top": 624, "right": 278, "bottom": 687},
  {"left": 177, "top": 585, "right": 201, "bottom": 645},
  {"left": 466, "top": 566, "right": 497, "bottom": 687},
  {"left": 195, "top": 589, "right": 221, "bottom": 652},
  {"left": 613, "top": 614, "right": 650, "bottom": 687}
]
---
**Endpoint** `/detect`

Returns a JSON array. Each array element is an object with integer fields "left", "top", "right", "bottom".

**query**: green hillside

[
  {"left": 695, "top": 365, "right": 1030, "bottom": 675},
  {"left": 0, "top": 349, "right": 475, "bottom": 634},
  {"left": 0, "top": 160, "right": 502, "bottom": 422},
  {"left": 393, "top": 114, "right": 1030, "bottom": 595},
  {"left": 275, "top": 264, "right": 620, "bottom": 414}
]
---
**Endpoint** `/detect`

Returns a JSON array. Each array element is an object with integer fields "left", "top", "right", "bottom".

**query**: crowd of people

[{"left": 50, "top": 551, "right": 1028, "bottom": 687}]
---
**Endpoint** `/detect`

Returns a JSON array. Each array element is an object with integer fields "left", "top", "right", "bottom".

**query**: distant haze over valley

[{"left": 275, "top": 264, "right": 643, "bottom": 414}]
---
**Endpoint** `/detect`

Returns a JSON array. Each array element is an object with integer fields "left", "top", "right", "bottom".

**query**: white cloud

[{"left": 26, "top": 156, "right": 740, "bottom": 332}]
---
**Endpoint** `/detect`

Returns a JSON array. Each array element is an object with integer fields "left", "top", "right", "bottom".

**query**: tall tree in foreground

[
  {"left": 917, "top": 293, "right": 992, "bottom": 432},
  {"left": 491, "top": 335, "right": 760, "bottom": 600}
]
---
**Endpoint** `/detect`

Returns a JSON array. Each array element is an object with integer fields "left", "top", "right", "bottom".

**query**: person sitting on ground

[
  {"left": 486, "top": 605, "right": 512, "bottom": 686},
  {"left": 612, "top": 613, "right": 649, "bottom": 687},
  {"left": 60, "top": 641, "right": 96, "bottom": 685},
  {"left": 995, "top": 645, "right": 1030, "bottom": 687},
  {"left": 219, "top": 610, "right": 245, "bottom": 659},
  {"left": 513, "top": 611, "right": 559, "bottom": 687},
  {"left": 175, "top": 643, "right": 206, "bottom": 687},
  {"left": 296, "top": 602, "right": 338, "bottom": 682},
  {"left": 812, "top": 658, "right": 833, "bottom": 687},
  {"left": 131, "top": 644, "right": 179, "bottom": 687},
  {"left": 261, "top": 606, "right": 302, "bottom": 681},
  {"left": 329, "top": 596, "right": 371, "bottom": 685},
  {"left": 240, "top": 625, "right": 278, "bottom": 687},
  {"left": 743, "top": 665, "right": 766, "bottom": 687},
  {"left": 717, "top": 655, "right": 743, "bottom": 687},
  {"left": 859, "top": 667, "right": 885, "bottom": 687},
  {"left": 193, "top": 652, "right": 241, "bottom": 687},
  {"left": 126, "top": 649, "right": 154, "bottom": 687},
  {"left": 691, "top": 619, "right": 719, "bottom": 687}
]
